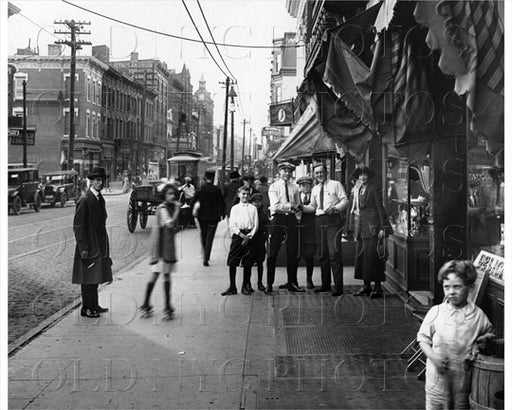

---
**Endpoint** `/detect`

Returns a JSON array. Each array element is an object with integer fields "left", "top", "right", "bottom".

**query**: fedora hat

[
  {"left": 278, "top": 161, "right": 295, "bottom": 171},
  {"left": 87, "top": 167, "right": 108, "bottom": 180}
]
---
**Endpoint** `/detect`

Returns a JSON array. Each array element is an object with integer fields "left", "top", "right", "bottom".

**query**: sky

[{"left": 6, "top": 0, "right": 298, "bottom": 137}]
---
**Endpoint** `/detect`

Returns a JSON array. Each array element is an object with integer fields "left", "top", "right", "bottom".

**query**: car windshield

[
  {"left": 48, "top": 176, "right": 64, "bottom": 183},
  {"left": 8, "top": 172, "right": 28, "bottom": 185}
]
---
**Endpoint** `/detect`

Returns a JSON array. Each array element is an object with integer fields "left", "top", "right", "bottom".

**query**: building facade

[{"left": 193, "top": 75, "right": 214, "bottom": 158}]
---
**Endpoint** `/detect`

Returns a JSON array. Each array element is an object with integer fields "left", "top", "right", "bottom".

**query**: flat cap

[
  {"left": 296, "top": 176, "right": 313, "bottom": 185},
  {"left": 278, "top": 161, "right": 295, "bottom": 171},
  {"left": 229, "top": 170, "right": 241, "bottom": 179}
]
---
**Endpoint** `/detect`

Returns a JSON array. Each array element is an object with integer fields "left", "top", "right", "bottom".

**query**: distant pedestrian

[
  {"left": 349, "top": 166, "right": 392, "bottom": 298},
  {"left": 140, "top": 183, "right": 181, "bottom": 320},
  {"left": 256, "top": 176, "right": 270, "bottom": 216},
  {"left": 121, "top": 170, "right": 130, "bottom": 193},
  {"left": 417, "top": 260, "right": 494, "bottom": 410},
  {"left": 267, "top": 162, "right": 303, "bottom": 294},
  {"left": 192, "top": 171, "right": 226, "bottom": 266},
  {"left": 178, "top": 176, "right": 196, "bottom": 228},
  {"left": 223, "top": 170, "right": 242, "bottom": 220},
  {"left": 72, "top": 167, "right": 113, "bottom": 318},
  {"left": 222, "top": 186, "right": 259, "bottom": 296},
  {"left": 245, "top": 192, "right": 270, "bottom": 292}
]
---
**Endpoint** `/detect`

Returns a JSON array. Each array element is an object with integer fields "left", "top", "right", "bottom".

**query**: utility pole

[
  {"left": 220, "top": 77, "right": 230, "bottom": 191},
  {"left": 241, "top": 119, "right": 247, "bottom": 173},
  {"left": 55, "top": 20, "right": 91, "bottom": 171},
  {"left": 22, "top": 80, "right": 27, "bottom": 168},
  {"left": 230, "top": 108, "right": 235, "bottom": 171}
]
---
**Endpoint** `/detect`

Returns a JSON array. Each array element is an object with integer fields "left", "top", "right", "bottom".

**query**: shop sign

[
  {"left": 261, "top": 126, "right": 282, "bottom": 138},
  {"left": 269, "top": 101, "right": 293, "bottom": 126},
  {"left": 473, "top": 250, "right": 504, "bottom": 282},
  {"left": 10, "top": 128, "right": 35, "bottom": 145}
]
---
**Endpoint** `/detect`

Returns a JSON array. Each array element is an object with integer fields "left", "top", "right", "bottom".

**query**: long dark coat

[
  {"left": 72, "top": 190, "right": 113, "bottom": 284},
  {"left": 192, "top": 182, "right": 225, "bottom": 222},
  {"left": 348, "top": 183, "right": 392, "bottom": 281},
  {"left": 223, "top": 180, "right": 242, "bottom": 216}
]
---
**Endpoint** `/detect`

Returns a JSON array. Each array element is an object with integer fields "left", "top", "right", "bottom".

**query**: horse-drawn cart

[{"left": 126, "top": 182, "right": 161, "bottom": 233}]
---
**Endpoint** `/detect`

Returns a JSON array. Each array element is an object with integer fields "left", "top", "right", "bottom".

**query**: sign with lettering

[
  {"left": 261, "top": 126, "right": 282, "bottom": 138},
  {"left": 10, "top": 128, "right": 35, "bottom": 145},
  {"left": 269, "top": 101, "right": 293, "bottom": 126},
  {"left": 473, "top": 250, "right": 504, "bottom": 282}
]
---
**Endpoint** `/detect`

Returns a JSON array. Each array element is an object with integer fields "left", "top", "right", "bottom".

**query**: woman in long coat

[
  {"left": 348, "top": 166, "right": 392, "bottom": 298},
  {"left": 72, "top": 167, "right": 113, "bottom": 317}
]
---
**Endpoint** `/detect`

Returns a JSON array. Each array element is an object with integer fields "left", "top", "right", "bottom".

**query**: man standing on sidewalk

[
  {"left": 303, "top": 163, "right": 348, "bottom": 297},
  {"left": 72, "top": 167, "right": 113, "bottom": 318},
  {"left": 192, "top": 171, "right": 226, "bottom": 266},
  {"left": 266, "top": 162, "right": 303, "bottom": 294}
]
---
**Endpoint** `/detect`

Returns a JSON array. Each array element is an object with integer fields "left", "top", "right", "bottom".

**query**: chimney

[
  {"left": 48, "top": 44, "right": 62, "bottom": 56},
  {"left": 92, "top": 45, "right": 110, "bottom": 63},
  {"left": 131, "top": 52, "right": 138, "bottom": 62}
]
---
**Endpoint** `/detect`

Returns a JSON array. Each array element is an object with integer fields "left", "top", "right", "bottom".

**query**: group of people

[{"left": 73, "top": 165, "right": 497, "bottom": 410}]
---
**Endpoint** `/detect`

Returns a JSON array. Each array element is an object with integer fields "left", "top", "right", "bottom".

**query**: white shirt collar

[{"left": 90, "top": 187, "right": 100, "bottom": 198}]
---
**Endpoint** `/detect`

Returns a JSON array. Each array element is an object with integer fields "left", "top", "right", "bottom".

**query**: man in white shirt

[
  {"left": 266, "top": 162, "right": 303, "bottom": 293},
  {"left": 179, "top": 176, "right": 196, "bottom": 227},
  {"left": 302, "top": 163, "right": 348, "bottom": 296}
]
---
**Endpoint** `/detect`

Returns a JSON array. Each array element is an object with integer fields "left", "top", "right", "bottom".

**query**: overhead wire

[
  {"left": 180, "top": 0, "right": 230, "bottom": 79},
  {"left": 195, "top": 0, "right": 237, "bottom": 82},
  {"left": 61, "top": 0, "right": 302, "bottom": 49}
]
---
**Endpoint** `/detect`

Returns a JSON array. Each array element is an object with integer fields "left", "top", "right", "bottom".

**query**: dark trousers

[
  {"left": 316, "top": 215, "right": 344, "bottom": 291},
  {"left": 81, "top": 284, "right": 99, "bottom": 310},
  {"left": 199, "top": 220, "right": 218, "bottom": 262},
  {"left": 266, "top": 214, "right": 300, "bottom": 286}
]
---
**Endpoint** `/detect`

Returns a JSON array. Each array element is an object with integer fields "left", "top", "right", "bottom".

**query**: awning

[
  {"left": 272, "top": 100, "right": 335, "bottom": 162},
  {"left": 167, "top": 155, "right": 201, "bottom": 163},
  {"left": 413, "top": 0, "right": 504, "bottom": 155}
]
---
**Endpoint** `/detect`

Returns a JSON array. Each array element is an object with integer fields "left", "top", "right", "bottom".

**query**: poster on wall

[{"left": 473, "top": 250, "right": 504, "bottom": 282}]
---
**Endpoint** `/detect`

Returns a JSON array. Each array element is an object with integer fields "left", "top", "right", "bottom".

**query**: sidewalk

[{"left": 8, "top": 222, "right": 425, "bottom": 409}]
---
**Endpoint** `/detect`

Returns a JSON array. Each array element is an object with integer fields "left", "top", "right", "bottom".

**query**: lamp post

[{"left": 228, "top": 85, "right": 237, "bottom": 171}]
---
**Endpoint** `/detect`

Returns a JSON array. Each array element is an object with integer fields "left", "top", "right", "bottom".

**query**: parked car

[
  {"left": 8, "top": 168, "right": 44, "bottom": 215},
  {"left": 41, "top": 170, "right": 81, "bottom": 207}
]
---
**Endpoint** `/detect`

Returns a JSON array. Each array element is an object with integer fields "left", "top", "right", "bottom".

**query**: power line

[
  {"left": 195, "top": 0, "right": 237, "bottom": 82},
  {"left": 61, "top": 0, "right": 302, "bottom": 49},
  {"left": 180, "top": 0, "right": 230, "bottom": 79},
  {"left": 17, "top": 12, "right": 61, "bottom": 41}
]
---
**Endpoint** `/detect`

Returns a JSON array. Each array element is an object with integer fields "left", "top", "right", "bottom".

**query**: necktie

[
  {"left": 98, "top": 193, "right": 105, "bottom": 207},
  {"left": 319, "top": 183, "right": 324, "bottom": 210},
  {"left": 285, "top": 181, "right": 290, "bottom": 202}
]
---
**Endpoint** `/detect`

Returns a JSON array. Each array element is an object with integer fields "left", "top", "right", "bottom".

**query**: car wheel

[
  {"left": 60, "top": 192, "right": 67, "bottom": 208},
  {"left": 11, "top": 196, "right": 22, "bottom": 215},
  {"left": 33, "top": 193, "right": 42, "bottom": 212}
]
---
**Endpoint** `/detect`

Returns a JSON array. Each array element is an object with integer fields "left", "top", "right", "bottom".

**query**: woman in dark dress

[{"left": 348, "top": 166, "right": 392, "bottom": 298}]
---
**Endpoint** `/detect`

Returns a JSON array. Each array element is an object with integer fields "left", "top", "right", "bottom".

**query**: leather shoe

[
  {"left": 257, "top": 282, "right": 265, "bottom": 292},
  {"left": 81, "top": 308, "right": 100, "bottom": 318},
  {"left": 314, "top": 286, "right": 331, "bottom": 293},
  {"left": 221, "top": 287, "right": 237, "bottom": 296},
  {"left": 95, "top": 306, "right": 109, "bottom": 313},
  {"left": 353, "top": 287, "right": 371, "bottom": 297},
  {"left": 241, "top": 285, "right": 251, "bottom": 295},
  {"left": 306, "top": 280, "right": 315, "bottom": 289},
  {"left": 278, "top": 283, "right": 290, "bottom": 289},
  {"left": 288, "top": 283, "right": 305, "bottom": 292},
  {"left": 247, "top": 284, "right": 254, "bottom": 293},
  {"left": 265, "top": 285, "right": 273, "bottom": 294},
  {"left": 203, "top": 260, "right": 209, "bottom": 267},
  {"left": 370, "top": 291, "right": 383, "bottom": 299},
  {"left": 331, "top": 289, "right": 344, "bottom": 297}
]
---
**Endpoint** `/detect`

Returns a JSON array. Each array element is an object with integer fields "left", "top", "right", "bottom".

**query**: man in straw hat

[
  {"left": 72, "top": 167, "right": 113, "bottom": 318},
  {"left": 266, "top": 161, "right": 304, "bottom": 293}
]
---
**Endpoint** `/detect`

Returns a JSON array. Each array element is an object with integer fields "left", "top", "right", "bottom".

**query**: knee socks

[
  {"left": 229, "top": 266, "right": 237, "bottom": 289},
  {"left": 163, "top": 273, "right": 171, "bottom": 309},
  {"left": 257, "top": 264, "right": 263, "bottom": 284}
]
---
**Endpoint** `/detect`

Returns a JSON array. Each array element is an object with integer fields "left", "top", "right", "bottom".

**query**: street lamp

[{"left": 228, "top": 85, "right": 237, "bottom": 171}]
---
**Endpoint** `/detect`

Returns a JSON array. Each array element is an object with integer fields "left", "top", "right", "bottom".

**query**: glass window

[{"left": 14, "top": 73, "right": 28, "bottom": 100}]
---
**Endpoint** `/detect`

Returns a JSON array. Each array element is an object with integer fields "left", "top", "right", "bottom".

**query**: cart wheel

[
  {"left": 127, "top": 192, "right": 138, "bottom": 233},
  {"left": 139, "top": 202, "right": 148, "bottom": 229},
  {"left": 33, "top": 193, "right": 42, "bottom": 212},
  {"left": 60, "top": 192, "right": 67, "bottom": 208},
  {"left": 11, "top": 196, "right": 22, "bottom": 215}
]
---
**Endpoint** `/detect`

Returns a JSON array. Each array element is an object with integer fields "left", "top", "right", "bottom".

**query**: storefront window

[
  {"left": 387, "top": 157, "right": 432, "bottom": 238},
  {"left": 467, "top": 138, "right": 504, "bottom": 259}
]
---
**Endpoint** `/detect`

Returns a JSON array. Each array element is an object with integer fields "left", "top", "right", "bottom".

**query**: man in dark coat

[
  {"left": 192, "top": 171, "right": 226, "bottom": 266},
  {"left": 72, "top": 167, "right": 113, "bottom": 318},
  {"left": 223, "top": 170, "right": 242, "bottom": 220}
]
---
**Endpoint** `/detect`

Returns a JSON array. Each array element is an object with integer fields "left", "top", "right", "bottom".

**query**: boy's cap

[
  {"left": 296, "top": 176, "right": 313, "bottom": 185},
  {"left": 278, "top": 161, "right": 295, "bottom": 171},
  {"left": 250, "top": 193, "right": 263, "bottom": 201},
  {"left": 241, "top": 175, "right": 255, "bottom": 182}
]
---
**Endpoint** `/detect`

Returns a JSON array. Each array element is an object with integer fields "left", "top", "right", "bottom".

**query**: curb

[{"left": 8, "top": 253, "right": 148, "bottom": 357}]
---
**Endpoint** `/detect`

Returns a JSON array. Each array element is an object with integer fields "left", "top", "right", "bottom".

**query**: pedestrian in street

[
  {"left": 348, "top": 166, "right": 392, "bottom": 298},
  {"left": 191, "top": 171, "right": 226, "bottom": 266},
  {"left": 267, "top": 161, "right": 303, "bottom": 294},
  {"left": 245, "top": 192, "right": 270, "bottom": 292},
  {"left": 297, "top": 176, "right": 317, "bottom": 289},
  {"left": 72, "top": 167, "right": 113, "bottom": 318},
  {"left": 417, "top": 260, "right": 494, "bottom": 410},
  {"left": 121, "top": 170, "right": 130, "bottom": 193},
  {"left": 140, "top": 183, "right": 181, "bottom": 320},
  {"left": 303, "top": 162, "right": 348, "bottom": 297},
  {"left": 256, "top": 176, "right": 270, "bottom": 216},
  {"left": 178, "top": 176, "right": 196, "bottom": 228},
  {"left": 223, "top": 170, "right": 242, "bottom": 220},
  {"left": 222, "top": 186, "right": 259, "bottom": 296}
]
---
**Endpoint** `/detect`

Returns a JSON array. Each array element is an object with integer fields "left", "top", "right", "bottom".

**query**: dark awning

[{"left": 273, "top": 100, "right": 336, "bottom": 162}]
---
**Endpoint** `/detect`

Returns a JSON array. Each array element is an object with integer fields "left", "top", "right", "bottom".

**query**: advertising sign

[
  {"left": 269, "top": 101, "right": 293, "bottom": 126},
  {"left": 261, "top": 126, "right": 282, "bottom": 138},
  {"left": 10, "top": 128, "right": 35, "bottom": 145}
]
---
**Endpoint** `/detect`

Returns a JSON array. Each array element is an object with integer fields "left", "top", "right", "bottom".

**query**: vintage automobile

[
  {"left": 41, "top": 170, "right": 81, "bottom": 207},
  {"left": 8, "top": 167, "right": 44, "bottom": 215}
]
